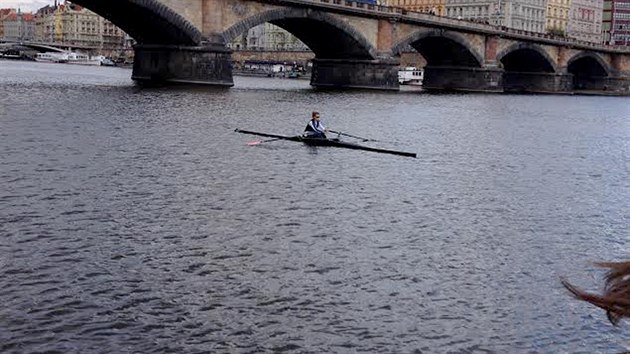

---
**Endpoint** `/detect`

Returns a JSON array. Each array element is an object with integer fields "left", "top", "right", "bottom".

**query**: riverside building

[
  {"left": 603, "top": 0, "right": 630, "bottom": 45},
  {"left": 445, "top": 0, "right": 547, "bottom": 32},
  {"left": 0, "top": 8, "right": 16, "bottom": 39},
  {"left": 387, "top": 0, "right": 546, "bottom": 33},
  {"left": 567, "top": 0, "right": 604, "bottom": 42},
  {"left": 33, "top": 1, "right": 125, "bottom": 52},
  {"left": 1, "top": 8, "right": 35, "bottom": 41},
  {"left": 229, "top": 23, "right": 308, "bottom": 51},
  {"left": 546, "top": 0, "right": 571, "bottom": 35},
  {"left": 545, "top": 0, "right": 603, "bottom": 43}
]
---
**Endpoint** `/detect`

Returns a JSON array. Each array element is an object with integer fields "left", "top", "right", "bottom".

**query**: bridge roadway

[{"left": 69, "top": 0, "right": 630, "bottom": 95}]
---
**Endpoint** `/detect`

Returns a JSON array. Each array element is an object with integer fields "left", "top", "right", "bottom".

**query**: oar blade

[{"left": 247, "top": 137, "right": 283, "bottom": 145}]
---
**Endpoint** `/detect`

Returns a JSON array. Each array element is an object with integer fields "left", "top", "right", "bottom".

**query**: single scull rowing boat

[{"left": 235, "top": 129, "right": 417, "bottom": 158}]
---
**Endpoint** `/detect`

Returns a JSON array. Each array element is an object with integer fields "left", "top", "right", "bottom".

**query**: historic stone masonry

[{"left": 73, "top": 0, "right": 630, "bottom": 95}]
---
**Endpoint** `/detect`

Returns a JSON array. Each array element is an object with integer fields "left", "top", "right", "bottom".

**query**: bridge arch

[
  {"left": 567, "top": 52, "right": 611, "bottom": 76},
  {"left": 392, "top": 29, "right": 483, "bottom": 67},
  {"left": 567, "top": 52, "right": 611, "bottom": 91},
  {"left": 497, "top": 43, "right": 557, "bottom": 73},
  {"left": 222, "top": 8, "right": 377, "bottom": 60},
  {"left": 498, "top": 43, "right": 561, "bottom": 93},
  {"left": 71, "top": 0, "right": 203, "bottom": 45}
]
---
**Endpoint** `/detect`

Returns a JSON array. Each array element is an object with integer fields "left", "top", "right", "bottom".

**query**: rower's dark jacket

[{"left": 304, "top": 119, "right": 327, "bottom": 138}]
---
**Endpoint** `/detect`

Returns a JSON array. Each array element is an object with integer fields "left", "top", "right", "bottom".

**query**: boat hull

[
  {"left": 235, "top": 129, "right": 416, "bottom": 158},
  {"left": 67, "top": 60, "right": 102, "bottom": 66}
]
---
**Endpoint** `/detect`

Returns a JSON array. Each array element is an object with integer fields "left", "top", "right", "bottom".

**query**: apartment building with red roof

[
  {"left": 0, "top": 8, "right": 17, "bottom": 38},
  {"left": 1, "top": 9, "right": 35, "bottom": 41}
]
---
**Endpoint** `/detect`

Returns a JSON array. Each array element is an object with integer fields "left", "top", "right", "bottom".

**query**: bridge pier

[
  {"left": 503, "top": 72, "right": 573, "bottom": 94},
  {"left": 572, "top": 75, "right": 612, "bottom": 92},
  {"left": 572, "top": 76, "right": 630, "bottom": 95},
  {"left": 132, "top": 43, "right": 233, "bottom": 86},
  {"left": 604, "top": 77, "right": 630, "bottom": 95},
  {"left": 422, "top": 66, "right": 504, "bottom": 93},
  {"left": 310, "top": 58, "right": 399, "bottom": 91}
]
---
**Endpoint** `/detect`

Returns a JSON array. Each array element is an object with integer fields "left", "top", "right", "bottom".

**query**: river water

[{"left": 1, "top": 60, "right": 630, "bottom": 353}]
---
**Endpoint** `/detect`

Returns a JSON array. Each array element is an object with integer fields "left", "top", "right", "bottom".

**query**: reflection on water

[{"left": 1, "top": 60, "right": 630, "bottom": 353}]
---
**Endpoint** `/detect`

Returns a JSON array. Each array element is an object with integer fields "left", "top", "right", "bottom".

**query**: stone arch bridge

[{"left": 72, "top": 0, "right": 630, "bottom": 95}]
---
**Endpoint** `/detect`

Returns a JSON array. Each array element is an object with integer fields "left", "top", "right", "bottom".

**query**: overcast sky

[{"left": 1, "top": 0, "right": 55, "bottom": 12}]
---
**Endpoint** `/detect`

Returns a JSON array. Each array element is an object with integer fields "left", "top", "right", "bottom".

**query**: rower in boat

[
  {"left": 235, "top": 127, "right": 417, "bottom": 157},
  {"left": 303, "top": 111, "right": 328, "bottom": 139}
]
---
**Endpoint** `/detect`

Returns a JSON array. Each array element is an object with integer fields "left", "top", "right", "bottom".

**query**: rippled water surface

[{"left": 1, "top": 60, "right": 630, "bottom": 353}]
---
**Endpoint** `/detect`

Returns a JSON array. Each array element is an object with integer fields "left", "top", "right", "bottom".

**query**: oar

[
  {"left": 247, "top": 138, "right": 282, "bottom": 146},
  {"left": 328, "top": 130, "right": 379, "bottom": 142}
]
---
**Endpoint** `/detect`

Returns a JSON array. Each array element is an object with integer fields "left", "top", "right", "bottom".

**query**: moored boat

[
  {"left": 0, "top": 53, "right": 21, "bottom": 59},
  {"left": 35, "top": 52, "right": 68, "bottom": 63},
  {"left": 35, "top": 52, "right": 115, "bottom": 66},
  {"left": 67, "top": 52, "right": 101, "bottom": 66},
  {"left": 398, "top": 66, "right": 424, "bottom": 86},
  {"left": 97, "top": 56, "right": 115, "bottom": 66}
]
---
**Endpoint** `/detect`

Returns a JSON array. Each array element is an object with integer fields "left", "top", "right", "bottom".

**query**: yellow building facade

[
  {"left": 386, "top": 0, "right": 447, "bottom": 16},
  {"left": 546, "top": 0, "right": 571, "bottom": 35},
  {"left": 34, "top": 3, "right": 124, "bottom": 51}
]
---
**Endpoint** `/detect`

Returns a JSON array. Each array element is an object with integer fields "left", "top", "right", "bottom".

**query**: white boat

[
  {"left": 66, "top": 52, "right": 101, "bottom": 66},
  {"left": 35, "top": 52, "right": 115, "bottom": 66},
  {"left": 91, "top": 55, "right": 115, "bottom": 66},
  {"left": 35, "top": 52, "right": 68, "bottom": 63},
  {"left": 398, "top": 67, "right": 424, "bottom": 86}
]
